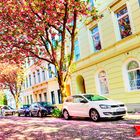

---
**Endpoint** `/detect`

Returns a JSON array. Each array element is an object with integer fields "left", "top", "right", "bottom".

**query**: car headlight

[{"left": 99, "top": 104, "right": 111, "bottom": 109}]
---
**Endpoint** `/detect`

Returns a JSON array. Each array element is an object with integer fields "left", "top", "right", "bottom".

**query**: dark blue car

[
  {"left": 18, "top": 105, "right": 30, "bottom": 117},
  {"left": 29, "top": 102, "right": 55, "bottom": 117}
]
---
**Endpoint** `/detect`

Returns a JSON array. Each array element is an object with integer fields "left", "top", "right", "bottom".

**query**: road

[{"left": 0, "top": 115, "right": 140, "bottom": 140}]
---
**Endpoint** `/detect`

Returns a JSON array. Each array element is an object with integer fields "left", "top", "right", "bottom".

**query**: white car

[
  {"left": 62, "top": 94, "right": 127, "bottom": 122},
  {"left": 1, "top": 105, "right": 16, "bottom": 116}
]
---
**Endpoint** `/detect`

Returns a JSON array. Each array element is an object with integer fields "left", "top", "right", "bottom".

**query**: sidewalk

[{"left": 125, "top": 113, "right": 140, "bottom": 120}]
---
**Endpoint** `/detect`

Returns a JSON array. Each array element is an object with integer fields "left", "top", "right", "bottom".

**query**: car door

[
  {"left": 31, "top": 103, "right": 39, "bottom": 116},
  {"left": 71, "top": 96, "right": 89, "bottom": 117}
]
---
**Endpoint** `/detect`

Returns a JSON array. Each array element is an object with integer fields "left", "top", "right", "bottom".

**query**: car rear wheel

[
  {"left": 90, "top": 109, "right": 100, "bottom": 122},
  {"left": 24, "top": 113, "right": 27, "bottom": 117},
  {"left": 63, "top": 110, "right": 70, "bottom": 120}
]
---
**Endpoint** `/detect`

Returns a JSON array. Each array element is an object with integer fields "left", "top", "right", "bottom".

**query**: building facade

[
  {"left": 21, "top": 59, "right": 64, "bottom": 106},
  {"left": 71, "top": 0, "right": 140, "bottom": 111}
]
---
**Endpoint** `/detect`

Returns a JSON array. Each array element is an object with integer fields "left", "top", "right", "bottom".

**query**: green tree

[{"left": 0, "top": 91, "right": 7, "bottom": 105}]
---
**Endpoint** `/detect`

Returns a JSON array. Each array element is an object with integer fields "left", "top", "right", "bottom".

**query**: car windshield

[
  {"left": 23, "top": 105, "right": 30, "bottom": 108},
  {"left": 83, "top": 95, "right": 108, "bottom": 101},
  {"left": 39, "top": 102, "right": 52, "bottom": 107},
  {"left": 3, "top": 106, "right": 10, "bottom": 110},
  {"left": 8, "top": 106, "right": 14, "bottom": 109}
]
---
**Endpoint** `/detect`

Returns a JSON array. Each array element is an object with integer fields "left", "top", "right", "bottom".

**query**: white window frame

[
  {"left": 123, "top": 59, "right": 140, "bottom": 92},
  {"left": 91, "top": 26, "right": 102, "bottom": 52},
  {"left": 111, "top": 4, "right": 133, "bottom": 41},
  {"left": 74, "top": 39, "right": 80, "bottom": 61},
  {"left": 96, "top": 70, "right": 109, "bottom": 95}
]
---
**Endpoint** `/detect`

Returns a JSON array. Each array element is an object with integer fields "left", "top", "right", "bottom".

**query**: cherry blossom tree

[
  {"left": 0, "top": 63, "right": 25, "bottom": 109},
  {"left": 0, "top": 0, "right": 100, "bottom": 101}
]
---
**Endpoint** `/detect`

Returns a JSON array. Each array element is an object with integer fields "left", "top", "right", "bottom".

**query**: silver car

[{"left": 1, "top": 105, "right": 16, "bottom": 116}]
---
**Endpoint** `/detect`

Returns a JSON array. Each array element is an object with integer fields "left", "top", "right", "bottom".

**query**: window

[
  {"left": 91, "top": 26, "right": 101, "bottom": 52},
  {"left": 90, "top": 0, "right": 94, "bottom": 7},
  {"left": 58, "top": 90, "right": 62, "bottom": 104},
  {"left": 84, "top": 95, "right": 108, "bottom": 101},
  {"left": 26, "top": 77, "right": 28, "bottom": 88},
  {"left": 58, "top": 33, "right": 62, "bottom": 42},
  {"left": 42, "top": 69, "right": 46, "bottom": 81},
  {"left": 55, "top": 67, "right": 58, "bottom": 77},
  {"left": 116, "top": 6, "right": 132, "bottom": 39},
  {"left": 52, "top": 38, "right": 57, "bottom": 48},
  {"left": 65, "top": 96, "right": 73, "bottom": 102},
  {"left": 51, "top": 91, "right": 55, "bottom": 104},
  {"left": 39, "top": 94, "right": 42, "bottom": 102},
  {"left": 44, "top": 93, "right": 47, "bottom": 102},
  {"left": 48, "top": 64, "right": 52, "bottom": 78},
  {"left": 74, "top": 40, "right": 80, "bottom": 61},
  {"left": 29, "top": 75, "right": 32, "bottom": 86},
  {"left": 30, "top": 95, "right": 33, "bottom": 104},
  {"left": 73, "top": 96, "right": 86, "bottom": 103},
  {"left": 35, "top": 94, "right": 37, "bottom": 102},
  {"left": 98, "top": 71, "right": 109, "bottom": 95},
  {"left": 27, "top": 96, "right": 29, "bottom": 105},
  {"left": 37, "top": 70, "right": 41, "bottom": 83},
  {"left": 127, "top": 61, "right": 140, "bottom": 90},
  {"left": 138, "top": 0, "right": 140, "bottom": 6},
  {"left": 33, "top": 72, "right": 36, "bottom": 85}
]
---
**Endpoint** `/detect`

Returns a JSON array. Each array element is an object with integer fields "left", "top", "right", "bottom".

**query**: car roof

[{"left": 71, "top": 94, "right": 94, "bottom": 97}]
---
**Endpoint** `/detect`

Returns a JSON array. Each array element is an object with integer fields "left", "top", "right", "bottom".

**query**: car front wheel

[
  {"left": 38, "top": 111, "right": 43, "bottom": 117},
  {"left": 63, "top": 110, "right": 70, "bottom": 120},
  {"left": 2, "top": 112, "right": 5, "bottom": 116},
  {"left": 29, "top": 112, "right": 33, "bottom": 117},
  {"left": 90, "top": 109, "right": 100, "bottom": 122}
]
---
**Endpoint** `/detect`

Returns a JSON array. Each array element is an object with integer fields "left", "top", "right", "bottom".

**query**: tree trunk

[
  {"left": 15, "top": 94, "right": 19, "bottom": 110},
  {"left": 57, "top": 73, "right": 67, "bottom": 103},
  {"left": 60, "top": 81, "right": 67, "bottom": 103}
]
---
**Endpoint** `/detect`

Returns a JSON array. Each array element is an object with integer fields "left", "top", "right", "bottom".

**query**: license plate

[{"left": 116, "top": 108, "right": 125, "bottom": 112}]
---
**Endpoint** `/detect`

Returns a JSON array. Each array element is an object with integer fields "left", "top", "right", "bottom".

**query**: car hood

[{"left": 89, "top": 100, "right": 124, "bottom": 106}]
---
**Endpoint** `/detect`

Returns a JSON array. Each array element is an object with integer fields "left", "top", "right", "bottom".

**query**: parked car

[
  {"left": 62, "top": 94, "right": 127, "bottom": 122},
  {"left": 1, "top": 105, "right": 16, "bottom": 116},
  {"left": 18, "top": 105, "right": 30, "bottom": 117},
  {"left": 29, "top": 102, "right": 55, "bottom": 117}
]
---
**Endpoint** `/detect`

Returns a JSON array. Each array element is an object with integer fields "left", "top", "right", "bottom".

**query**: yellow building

[{"left": 71, "top": 0, "right": 140, "bottom": 112}]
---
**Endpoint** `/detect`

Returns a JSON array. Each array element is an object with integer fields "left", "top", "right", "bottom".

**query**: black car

[
  {"left": 29, "top": 102, "right": 55, "bottom": 117},
  {"left": 18, "top": 105, "right": 30, "bottom": 117}
]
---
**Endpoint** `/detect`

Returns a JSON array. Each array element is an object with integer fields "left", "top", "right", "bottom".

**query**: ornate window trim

[
  {"left": 96, "top": 70, "right": 109, "bottom": 95},
  {"left": 123, "top": 58, "right": 140, "bottom": 92}
]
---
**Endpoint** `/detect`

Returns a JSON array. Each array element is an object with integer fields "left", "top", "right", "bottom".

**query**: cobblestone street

[{"left": 0, "top": 115, "right": 140, "bottom": 140}]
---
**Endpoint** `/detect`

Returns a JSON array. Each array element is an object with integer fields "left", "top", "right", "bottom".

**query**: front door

[{"left": 71, "top": 96, "right": 88, "bottom": 117}]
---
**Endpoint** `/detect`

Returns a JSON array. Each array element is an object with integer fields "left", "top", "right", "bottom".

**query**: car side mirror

[{"left": 80, "top": 100, "right": 88, "bottom": 103}]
